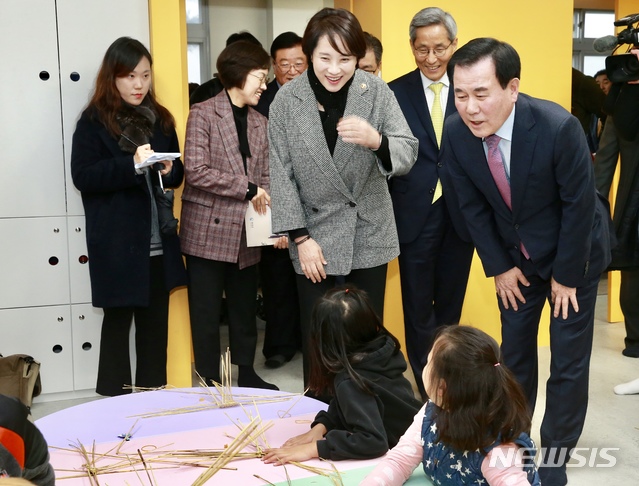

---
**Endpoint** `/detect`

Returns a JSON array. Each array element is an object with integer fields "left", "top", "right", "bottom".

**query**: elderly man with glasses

[
  {"left": 388, "top": 7, "right": 474, "bottom": 400},
  {"left": 255, "top": 31, "right": 307, "bottom": 118}
]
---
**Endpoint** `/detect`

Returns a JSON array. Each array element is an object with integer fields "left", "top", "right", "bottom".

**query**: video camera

[{"left": 593, "top": 13, "right": 639, "bottom": 83}]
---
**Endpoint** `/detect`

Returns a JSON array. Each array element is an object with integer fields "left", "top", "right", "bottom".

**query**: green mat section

[{"left": 271, "top": 464, "right": 432, "bottom": 485}]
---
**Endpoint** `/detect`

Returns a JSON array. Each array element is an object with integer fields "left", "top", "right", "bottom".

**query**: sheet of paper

[
  {"left": 245, "top": 204, "right": 280, "bottom": 247},
  {"left": 134, "top": 152, "right": 181, "bottom": 169}
]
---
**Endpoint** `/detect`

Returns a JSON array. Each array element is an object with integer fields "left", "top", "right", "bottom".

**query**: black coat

[
  {"left": 71, "top": 107, "right": 187, "bottom": 308},
  {"left": 595, "top": 84, "right": 639, "bottom": 269}
]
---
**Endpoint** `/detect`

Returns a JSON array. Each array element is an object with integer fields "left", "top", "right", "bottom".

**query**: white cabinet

[
  {"left": 0, "top": 218, "right": 70, "bottom": 309},
  {"left": 0, "top": 1, "right": 66, "bottom": 218},
  {"left": 0, "top": 306, "right": 74, "bottom": 394},
  {"left": 67, "top": 216, "right": 93, "bottom": 305},
  {"left": 70, "top": 305, "right": 103, "bottom": 391},
  {"left": 0, "top": 0, "right": 149, "bottom": 397}
]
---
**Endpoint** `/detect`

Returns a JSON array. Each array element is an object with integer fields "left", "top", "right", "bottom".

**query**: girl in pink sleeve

[{"left": 361, "top": 326, "right": 540, "bottom": 486}]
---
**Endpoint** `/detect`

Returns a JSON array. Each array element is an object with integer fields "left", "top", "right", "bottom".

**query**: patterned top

[{"left": 361, "top": 401, "right": 540, "bottom": 486}]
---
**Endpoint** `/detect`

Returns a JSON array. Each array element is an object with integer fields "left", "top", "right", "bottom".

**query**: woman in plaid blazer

[{"left": 180, "top": 41, "right": 276, "bottom": 390}]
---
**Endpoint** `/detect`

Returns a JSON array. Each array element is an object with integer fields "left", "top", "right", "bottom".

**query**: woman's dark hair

[
  {"left": 448, "top": 37, "right": 521, "bottom": 89},
  {"left": 302, "top": 8, "right": 366, "bottom": 61},
  {"left": 88, "top": 37, "right": 175, "bottom": 138},
  {"left": 307, "top": 286, "right": 401, "bottom": 395},
  {"left": 216, "top": 41, "right": 270, "bottom": 90},
  {"left": 428, "top": 326, "right": 531, "bottom": 452}
]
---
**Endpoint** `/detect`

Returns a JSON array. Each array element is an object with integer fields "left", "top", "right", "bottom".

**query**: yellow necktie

[{"left": 429, "top": 82, "right": 444, "bottom": 203}]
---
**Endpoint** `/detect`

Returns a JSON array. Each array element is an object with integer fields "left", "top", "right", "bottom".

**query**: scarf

[
  {"left": 116, "top": 98, "right": 156, "bottom": 153},
  {"left": 307, "top": 64, "right": 354, "bottom": 156},
  {"left": 115, "top": 99, "right": 163, "bottom": 254}
]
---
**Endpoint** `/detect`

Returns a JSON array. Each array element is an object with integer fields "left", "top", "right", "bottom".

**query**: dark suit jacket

[
  {"left": 71, "top": 107, "right": 186, "bottom": 308},
  {"left": 189, "top": 77, "right": 224, "bottom": 106},
  {"left": 441, "top": 94, "right": 612, "bottom": 288},
  {"left": 255, "top": 79, "right": 279, "bottom": 118},
  {"left": 180, "top": 91, "right": 269, "bottom": 269},
  {"left": 388, "top": 69, "right": 459, "bottom": 244}
]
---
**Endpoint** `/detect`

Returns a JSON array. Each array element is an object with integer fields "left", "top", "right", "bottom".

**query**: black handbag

[{"left": 154, "top": 184, "right": 179, "bottom": 236}]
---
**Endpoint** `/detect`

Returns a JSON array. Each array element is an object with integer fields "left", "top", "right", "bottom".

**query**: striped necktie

[{"left": 429, "top": 82, "right": 444, "bottom": 203}]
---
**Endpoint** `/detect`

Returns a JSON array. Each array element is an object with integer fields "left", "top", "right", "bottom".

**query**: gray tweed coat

[{"left": 268, "top": 69, "right": 418, "bottom": 275}]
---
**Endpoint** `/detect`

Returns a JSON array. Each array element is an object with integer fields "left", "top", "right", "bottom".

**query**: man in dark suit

[
  {"left": 388, "top": 7, "right": 474, "bottom": 399},
  {"left": 442, "top": 38, "right": 612, "bottom": 486},
  {"left": 255, "top": 32, "right": 307, "bottom": 368}
]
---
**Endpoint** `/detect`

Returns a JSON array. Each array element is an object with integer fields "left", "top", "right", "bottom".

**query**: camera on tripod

[{"left": 593, "top": 13, "right": 639, "bottom": 83}]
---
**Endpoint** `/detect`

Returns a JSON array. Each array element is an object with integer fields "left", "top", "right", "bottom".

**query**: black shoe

[
  {"left": 238, "top": 366, "right": 279, "bottom": 391},
  {"left": 264, "top": 354, "right": 292, "bottom": 369},
  {"left": 622, "top": 347, "right": 639, "bottom": 358}
]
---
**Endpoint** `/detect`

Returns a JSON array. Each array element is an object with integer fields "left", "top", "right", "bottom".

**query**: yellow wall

[
  {"left": 372, "top": 0, "right": 573, "bottom": 108},
  {"left": 351, "top": 0, "right": 579, "bottom": 344},
  {"left": 576, "top": 0, "right": 614, "bottom": 8},
  {"left": 149, "top": 0, "right": 193, "bottom": 386}
]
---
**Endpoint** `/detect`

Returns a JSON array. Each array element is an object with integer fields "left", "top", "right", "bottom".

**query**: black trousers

[
  {"left": 295, "top": 263, "right": 388, "bottom": 385},
  {"left": 186, "top": 255, "right": 258, "bottom": 378},
  {"left": 499, "top": 258, "right": 599, "bottom": 486},
  {"left": 398, "top": 198, "right": 474, "bottom": 399},
  {"left": 620, "top": 268, "right": 639, "bottom": 352},
  {"left": 260, "top": 246, "right": 301, "bottom": 360},
  {"left": 96, "top": 256, "right": 169, "bottom": 396}
]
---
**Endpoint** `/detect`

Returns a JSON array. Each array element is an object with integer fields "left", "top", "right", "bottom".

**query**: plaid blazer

[
  {"left": 268, "top": 69, "right": 418, "bottom": 275},
  {"left": 180, "top": 91, "right": 269, "bottom": 268}
]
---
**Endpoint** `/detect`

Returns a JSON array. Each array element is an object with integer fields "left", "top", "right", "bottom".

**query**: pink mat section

[
  {"left": 36, "top": 387, "right": 384, "bottom": 484},
  {"left": 49, "top": 413, "right": 380, "bottom": 485}
]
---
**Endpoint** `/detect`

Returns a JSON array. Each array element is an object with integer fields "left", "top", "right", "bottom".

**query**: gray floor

[{"left": 31, "top": 288, "right": 639, "bottom": 485}]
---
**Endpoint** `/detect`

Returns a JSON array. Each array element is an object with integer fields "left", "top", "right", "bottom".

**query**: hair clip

[{"left": 494, "top": 362, "right": 501, "bottom": 367}]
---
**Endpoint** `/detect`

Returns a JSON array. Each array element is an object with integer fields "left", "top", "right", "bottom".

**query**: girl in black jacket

[{"left": 262, "top": 286, "right": 422, "bottom": 464}]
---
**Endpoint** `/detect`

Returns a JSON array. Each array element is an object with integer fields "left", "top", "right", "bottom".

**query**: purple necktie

[{"left": 485, "top": 135, "right": 530, "bottom": 259}]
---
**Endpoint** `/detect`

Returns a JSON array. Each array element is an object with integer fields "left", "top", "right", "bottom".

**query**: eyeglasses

[
  {"left": 413, "top": 41, "right": 453, "bottom": 59},
  {"left": 276, "top": 61, "right": 306, "bottom": 72},
  {"left": 248, "top": 72, "right": 268, "bottom": 85}
]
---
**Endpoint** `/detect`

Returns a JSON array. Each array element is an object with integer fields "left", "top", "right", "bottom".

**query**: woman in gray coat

[{"left": 268, "top": 8, "right": 418, "bottom": 384}]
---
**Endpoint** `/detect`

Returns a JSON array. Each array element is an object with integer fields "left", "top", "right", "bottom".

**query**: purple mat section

[{"left": 36, "top": 387, "right": 327, "bottom": 448}]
